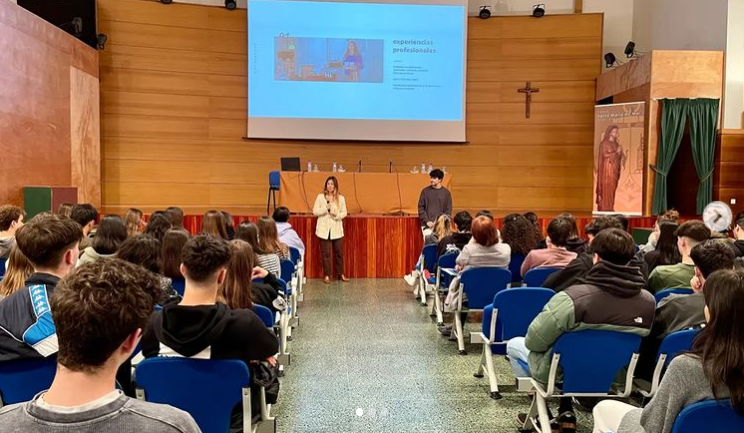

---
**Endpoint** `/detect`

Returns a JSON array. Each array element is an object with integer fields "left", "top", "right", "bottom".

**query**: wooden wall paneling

[
  {"left": 70, "top": 67, "right": 102, "bottom": 207},
  {"left": 715, "top": 132, "right": 744, "bottom": 215},
  {"left": 97, "top": 0, "right": 603, "bottom": 215}
]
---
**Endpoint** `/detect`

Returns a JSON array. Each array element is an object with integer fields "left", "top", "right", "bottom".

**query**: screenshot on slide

[{"left": 247, "top": 0, "right": 468, "bottom": 142}]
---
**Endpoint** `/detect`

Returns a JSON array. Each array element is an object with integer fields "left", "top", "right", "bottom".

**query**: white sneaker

[{"left": 403, "top": 273, "right": 417, "bottom": 287}]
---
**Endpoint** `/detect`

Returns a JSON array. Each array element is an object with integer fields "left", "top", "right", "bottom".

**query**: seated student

[
  {"left": 0, "top": 205, "right": 26, "bottom": 260},
  {"left": 142, "top": 234, "right": 278, "bottom": 362},
  {"left": 475, "top": 209, "right": 494, "bottom": 220},
  {"left": 143, "top": 211, "right": 173, "bottom": 243},
  {"left": 124, "top": 208, "right": 145, "bottom": 238},
  {"left": 732, "top": 216, "right": 744, "bottom": 257},
  {"left": 202, "top": 209, "right": 228, "bottom": 239},
  {"left": 272, "top": 206, "right": 306, "bottom": 257},
  {"left": 257, "top": 216, "right": 289, "bottom": 259},
  {"left": 648, "top": 220, "right": 710, "bottom": 293},
  {"left": 643, "top": 222, "right": 681, "bottom": 273},
  {"left": 437, "top": 211, "right": 473, "bottom": 258},
  {"left": 0, "top": 259, "right": 199, "bottom": 432},
  {"left": 639, "top": 208, "right": 680, "bottom": 254},
  {"left": 543, "top": 217, "right": 648, "bottom": 292},
  {"left": 165, "top": 206, "right": 185, "bottom": 230},
  {"left": 535, "top": 214, "right": 587, "bottom": 255},
  {"left": 636, "top": 239, "right": 735, "bottom": 380},
  {"left": 520, "top": 217, "right": 578, "bottom": 277},
  {"left": 593, "top": 268, "right": 744, "bottom": 433},
  {"left": 222, "top": 211, "right": 236, "bottom": 240},
  {"left": 78, "top": 215, "right": 128, "bottom": 265},
  {"left": 443, "top": 216, "right": 510, "bottom": 312},
  {"left": 70, "top": 204, "right": 98, "bottom": 252},
  {"left": 220, "top": 240, "right": 286, "bottom": 313},
  {"left": 160, "top": 228, "right": 190, "bottom": 288},
  {"left": 56, "top": 203, "right": 73, "bottom": 218},
  {"left": 117, "top": 234, "right": 180, "bottom": 303},
  {"left": 403, "top": 214, "right": 454, "bottom": 287},
  {"left": 0, "top": 213, "right": 81, "bottom": 361},
  {"left": 0, "top": 245, "right": 34, "bottom": 301},
  {"left": 236, "top": 221, "right": 281, "bottom": 276},
  {"left": 508, "top": 229, "right": 655, "bottom": 432}
]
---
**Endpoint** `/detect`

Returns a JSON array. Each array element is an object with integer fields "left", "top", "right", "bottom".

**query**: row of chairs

[{"left": 410, "top": 244, "right": 744, "bottom": 432}]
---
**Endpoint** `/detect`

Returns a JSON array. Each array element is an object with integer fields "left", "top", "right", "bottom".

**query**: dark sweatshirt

[
  {"left": 731, "top": 240, "right": 744, "bottom": 257},
  {"left": 142, "top": 302, "right": 278, "bottom": 365},
  {"left": 436, "top": 232, "right": 472, "bottom": 258},
  {"left": 544, "top": 252, "right": 649, "bottom": 292},
  {"left": 417, "top": 186, "right": 452, "bottom": 227}
]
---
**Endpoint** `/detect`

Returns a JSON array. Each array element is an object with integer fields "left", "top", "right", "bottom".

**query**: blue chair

[
  {"left": 288, "top": 246, "right": 304, "bottom": 302},
  {"left": 136, "top": 358, "right": 274, "bottom": 433},
  {"left": 280, "top": 258, "right": 295, "bottom": 283},
  {"left": 642, "top": 329, "right": 700, "bottom": 398},
  {"left": 430, "top": 252, "right": 458, "bottom": 326},
  {"left": 0, "top": 356, "right": 57, "bottom": 406},
  {"left": 523, "top": 267, "right": 561, "bottom": 287},
  {"left": 671, "top": 399, "right": 744, "bottom": 433},
  {"left": 288, "top": 247, "right": 301, "bottom": 266},
  {"left": 655, "top": 288, "right": 694, "bottom": 304},
  {"left": 171, "top": 278, "right": 185, "bottom": 297},
  {"left": 416, "top": 244, "right": 439, "bottom": 306},
  {"left": 267, "top": 171, "right": 280, "bottom": 214},
  {"left": 0, "top": 257, "right": 6, "bottom": 279},
  {"left": 475, "top": 287, "right": 554, "bottom": 399},
  {"left": 253, "top": 304, "right": 275, "bottom": 328},
  {"left": 508, "top": 253, "right": 526, "bottom": 284},
  {"left": 452, "top": 267, "right": 512, "bottom": 355},
  {"left": 520, "top": 330, "right": 642, "bottom": 433}
]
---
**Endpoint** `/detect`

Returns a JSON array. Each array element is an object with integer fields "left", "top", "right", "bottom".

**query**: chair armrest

[{"left": 440, "top": 268, "right": 458, "bottom": 278}]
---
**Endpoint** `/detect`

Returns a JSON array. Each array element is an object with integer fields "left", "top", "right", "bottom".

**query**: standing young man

[
  {"left": 0, "top": 259, "right": 200, "bottom": 432},
  {"left": 647, "top": 220, "right": 710, "bottom": 293},
  {"left": 418, "top": 169, "right": 452, "bottom": 235}
]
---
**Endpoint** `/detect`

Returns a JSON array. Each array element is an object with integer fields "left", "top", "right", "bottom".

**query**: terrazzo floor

[{"left": 273, "top": 278, "right": 595, "bottom": 433}]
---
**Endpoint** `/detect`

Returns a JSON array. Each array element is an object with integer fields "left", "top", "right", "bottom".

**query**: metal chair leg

[{"left": 454, "top": 311, "right": 466, "bottom": 355}]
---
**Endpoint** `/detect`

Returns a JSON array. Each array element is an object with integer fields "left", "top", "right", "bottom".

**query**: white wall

[
  {"left": 630, "top": 0, "right": 728, "bottom": 51},
  {"left": 724, "top": 0, "right": 744, "bottom": 129},
  {"left": 584, "top": 0, "right": 634, "bottom": 67}
]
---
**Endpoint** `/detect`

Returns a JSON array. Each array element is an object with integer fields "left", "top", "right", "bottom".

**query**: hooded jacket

[
  {"left": 275, "top": 222, "right": 305, "bottom": 257},
  {"left": 0, "top": 236, "right": 15, "bottom": 260},
  {"left": 77, "top": 247, "right": 115, "bottom": 266},
  {"left": 141, "top": 302, "right": 278, "bottom": 364},
  {"left": 0, "top": 273, "right": 61, "bottom": 361},
  {"left": 544, "top": 252, "right": 649, "bottom": 292},
  {"left": 525, "top": 261, "right": 655, "bottom": 384}
]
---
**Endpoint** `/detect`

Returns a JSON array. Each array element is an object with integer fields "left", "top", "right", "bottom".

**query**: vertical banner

[{"left": 593, "top": 102, "right": 645, "bottom": 216}]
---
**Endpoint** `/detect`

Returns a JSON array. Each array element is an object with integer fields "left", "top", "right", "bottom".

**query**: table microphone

[
  {"left": 389, "top": 161, "right": 392, "bottom": 173},
  {"left": 358, "top": 159, "right": 362, "bottom": 173}
]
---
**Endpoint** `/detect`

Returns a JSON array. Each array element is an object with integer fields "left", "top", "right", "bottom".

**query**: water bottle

[
  {"left": 313, "top": 164, "right": 319, "bottom": 172},
  {"left": 421, "top": 162, "right": 426, "bottom": 173},
  {"left": 307, "top": 161, "right": 312, "bottom": 172},
  {"left": 333, "top": 161, "right": 338, "bottom": 173}
]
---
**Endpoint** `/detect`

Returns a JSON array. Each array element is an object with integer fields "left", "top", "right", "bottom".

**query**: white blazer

[{"left": 313, "top": 194, "right": 347, "bottom": 240}]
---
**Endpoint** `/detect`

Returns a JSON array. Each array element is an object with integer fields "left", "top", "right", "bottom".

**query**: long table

[{"left": 278, "top": 171, "right": 453, "bottom": 215}]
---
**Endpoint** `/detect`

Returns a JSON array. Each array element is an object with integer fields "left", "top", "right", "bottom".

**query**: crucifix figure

[{"left": 517, "top": 81, "right": 540, "bottom": 118}]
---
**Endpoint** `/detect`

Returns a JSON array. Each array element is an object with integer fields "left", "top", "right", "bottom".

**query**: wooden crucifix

[{"left": 517, "top": 81, "right": 540, "bottom": 118}]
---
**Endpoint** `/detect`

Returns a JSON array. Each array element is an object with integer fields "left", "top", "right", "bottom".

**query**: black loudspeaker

[{"left": 18, "top": 0, "right": 99, "bottom": 49}]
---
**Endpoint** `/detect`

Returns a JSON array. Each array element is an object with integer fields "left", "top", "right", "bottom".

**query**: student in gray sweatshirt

[
  {"left": 592, "top": 268, "right": 744, "bottom": 433},
  {"left": 0, "top": 259, "right": 199, "bottom": 433}
]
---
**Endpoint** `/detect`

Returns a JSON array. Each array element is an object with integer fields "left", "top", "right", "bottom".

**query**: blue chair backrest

[
  {"left": 523, "top": 268, "right": 561, "bottom": 287},
  {"left": 508, "top": 253, "right": 526, "bottom": 283},
  {"left": 655, "top": 288, "right": 694, "bottom": 304},
  {"left": 136, "top": 358, "right": 250, "bottom": 433},
  {"left": 553, "top": 330, "right": 641, "bottom": 394},
  {"left": 0, "top": 257, "right": 6, "bottom": 278},
  {"left": 171, "top": 278, "right": 185, "bottom": 297},
  {"left": 671, "top": 399, "right": 744, "bottom": 433},
  {"left": 459, "top": 267, "right": 511, "bottom": 309},
  {"left": 280, "top": 258, "right": 295, "bottom": 282},
  {"left": 438, "top": 252, "right": 458, "bottom": 270},
  {"left": 269, "top": 171, "right": 280, "bottom": 189},
  {"left": 658, "top": 329, "right": 699, "bottom": 367},
  {"left": 253, "top": 304, "right": 274, "bottom": 328},
  {"left": 489, "top": 287, "right": 555, "bottom": 341},
  {"left": 275, "top": 277, "right": 288, "bottom": 294},
  {"left": 422, "top": 244, "right": 438, "bottom": 274},
  {"left": 289, "top": 247, "right": 301, "bottom": 265},
  {"left": 0, "top": 357, "right": 57, "bottom": 406}
]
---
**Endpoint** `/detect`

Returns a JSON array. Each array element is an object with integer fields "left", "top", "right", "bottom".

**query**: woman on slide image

[
  {"left": 343, "top": 41, "right": 363, "bottom": 82},
  {"left": 595, "top": 125, "right": 626, "bottom": 212},
  {"left": 313, "top": 176, "right": 349, "bottom": 284}
]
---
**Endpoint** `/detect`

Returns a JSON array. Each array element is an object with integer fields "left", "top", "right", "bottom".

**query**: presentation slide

[{"left": 247, "top": 0, "right": 467, "bottom": 142}]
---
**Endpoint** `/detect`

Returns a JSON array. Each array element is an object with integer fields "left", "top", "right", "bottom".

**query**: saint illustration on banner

[{"left": 593, "top": 103, "right": 645, "bottom": 215}]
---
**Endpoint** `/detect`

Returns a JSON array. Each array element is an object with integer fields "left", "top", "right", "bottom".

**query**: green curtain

[
  {"left": 652, "top": 99, "right": 689, "bottom": 215},
  {"left": 688, "top": 98, "right": 720, "bottom": 214}
]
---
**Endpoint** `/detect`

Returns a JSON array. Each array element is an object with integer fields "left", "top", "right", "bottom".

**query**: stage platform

[{"left": 179, "top": 214, "right": 658, "bottom": 279}]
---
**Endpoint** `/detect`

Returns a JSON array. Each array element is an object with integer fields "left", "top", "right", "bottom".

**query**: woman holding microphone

[{"left": 313, "top": 176, "right": 349, "bottom": 284}]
